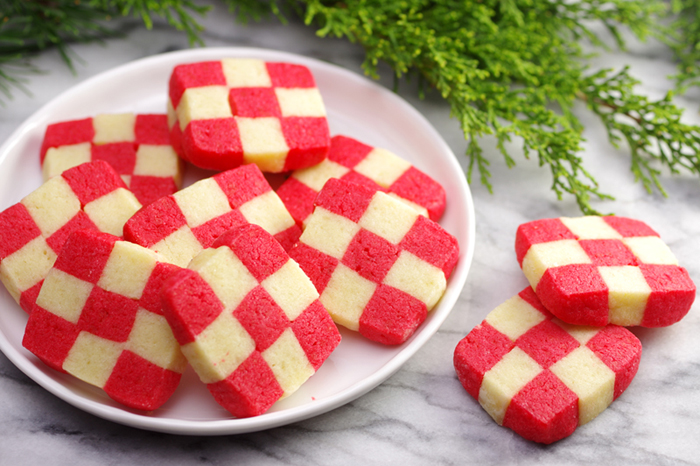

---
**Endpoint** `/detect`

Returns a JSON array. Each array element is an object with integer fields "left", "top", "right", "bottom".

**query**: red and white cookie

[
  {"left": 22, "top": 229, "right": 186, "bottom": 411},
  {"left": 288, "top": 178, "right": 459, "bottom": 345},
  {"left": 40, "top": 113, "right": 183, "bottom": 205},
  {"left": 454, "top": 287, "right": 641, "bottom": 444},
  {"left": 276, "top": 135, "right": 446, "bottom": 226},
  {"left": 0, "top": 161, "right": 141, "bottom": 313},
  {"left": 168, "top": 58, "right": 330, "bottom": 172},
  {"left": 161, "top": 223, "right": 340, "bottom": 418},
  {"left": 516, "top": 216, "right": 696, "bottom": 327},
  {"left": 123, "top": 164, "right": 301, "bottom": 267}
]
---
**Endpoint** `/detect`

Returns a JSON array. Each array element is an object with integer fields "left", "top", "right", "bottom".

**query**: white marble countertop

[{"left": 1, "top": 4, "right": 699, "bottom": 465}]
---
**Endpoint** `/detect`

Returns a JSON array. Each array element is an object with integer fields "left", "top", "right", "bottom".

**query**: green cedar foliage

[
  {"left": 231, "top": 0, "right": 698, "bottom": 214},
  {"left": 667, "top": 0, "right": 700, "bottom": 93},
  {"left": 2, "top": 0, "right": 700, "bottom": 214},
  {"left": 0, "top": 0, "right": 208, "bottom": 99}
]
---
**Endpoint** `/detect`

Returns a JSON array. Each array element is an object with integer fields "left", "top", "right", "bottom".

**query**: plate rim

[{"left": 0, "top": 46, "right": 476, "bottom": 435}]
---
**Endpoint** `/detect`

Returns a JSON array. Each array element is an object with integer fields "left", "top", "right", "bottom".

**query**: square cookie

[
  {"left": 40, "top": 113, "right": 183, "bottom": 205},
  {"left": 516, "top": 216, "right": 696, "bottom": 327},
  {"left": 0, "top": 160, "right": 141, "bottom": 313},
  {"left": 288, "top": 178, "right": 459, "bottom": 345},
  {"left": 276, "top": 135, "right": 446, "bottom": 226},
  {"left": 123, "top": 164, "right": 301, "bottom": 268},
  {"left": 168, "top": 58, "right": 330, "bottom": 172},
  {"left": 453, "top": 287, "right": 642, "bottom": 444},
  {"left": 22, "top": 229, "right": 187, "bottom": 411},
  {"left": 161, "top": 223, "right": 340, "bottom": 418}
]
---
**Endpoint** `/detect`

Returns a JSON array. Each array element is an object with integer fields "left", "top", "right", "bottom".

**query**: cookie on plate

[
  {"left": 453, "top": 287, "right": 641, "bottom": 444},
  {"left": 276, "top": 135, "right": 446, "bottom": 226},
  {"left": 0, "top": 161, "right": 141, "bottom": 313},
  {"left": 289, "top": 178, "right": 459, "bottom": 345},
  {"left": 161, "top": 223, "right": 340, "bottom": 418},
  {"left": 22, "top": 229, "right": 186, "bottom": 411},
  {"left": 123, "top": 164, "right": 301, "bottom": 267},
  {"left": 516, "top": 216, "right": 696, "bottom": 327},
  {"left": 40, "top": 113, "right": 183, "bottom": 205},
  {"left": 168, "top": 58, "right": 330, "bottom": 172}
]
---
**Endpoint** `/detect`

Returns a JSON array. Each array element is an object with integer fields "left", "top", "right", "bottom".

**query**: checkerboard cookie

[
  {"left": 168, "top": 58, "right": 330, "bottom": 172},
  {"left": 288, "top": 178, "right": 459, "bottom": 345},
  {"left": 276, "top": 135, "right": 446, "bottom": 226},
  {"left": 22, "top": 229, "right": 186, "bottom": 411},
  {"left": 516, "top": 216, "right": 695, "bottom": 327},
  {"left": 0, "top": 160, "right": 141, "bottom": 313},
  {"left": 161, "top": 223, "right": 340, "bottom": 418},
  {"left": 123, "top": 164, "right": 301, "bottom": 267},
  {"left": 40, "top": 113, "right": 183, "bottom": 205},
  {"left": 453, "top": 287, "right": 641, "bottom": 444}
]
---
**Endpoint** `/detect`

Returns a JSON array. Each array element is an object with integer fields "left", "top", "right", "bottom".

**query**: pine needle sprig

[
  {"left": 0, "top": 56, "right": 43, "bottom": 102},
  {"left": 224, "top": 0, "right": 288, "bottom": 23},
  {"left": 666, "top": 0, "right": 700, "bottom": 93},
  {"left": 0, "top": 1, "right": 115, "bottom": 70},
  {"left": 91, "top": 0, "right": 210, "bottom": 45},
  {"left": 0, "top": 0, "right": 209, "bottom": 104},
  {"left": 231, "top": 0, "right": 673, "bottom": 213},
  {"left": 3, "top": 0, "right": 700, "bottom": 214},
  {"left": 582, "top": 67, "right": 700, "bottom": 194}
]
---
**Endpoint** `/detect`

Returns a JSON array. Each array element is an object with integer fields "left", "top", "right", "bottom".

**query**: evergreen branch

[
  {"left": 224, "top": 0, "right": 288, "bottom": 23},
  {"left": 0, "top": 1, "right": 116, "bottom": 68},
  {"left": 666, "top": 0, "right": 700, "bottom": 93},
  {"left": 0, "top": 0, "right": 209, "bottom": 104},
  {"left": 0, "top": 57, "right": 43, "bottom": 101},
  {"left": 223, "top": 0, "right": 669, "bottom": 213},
  {"left": 3, "top": 0, "right": 700, "bottom": 214},
  {"left": 88, "top": 0, "right": 210, "bottom": 45},
  {"left": 581, "top": 67, "right": 700, "bottom": 193}
]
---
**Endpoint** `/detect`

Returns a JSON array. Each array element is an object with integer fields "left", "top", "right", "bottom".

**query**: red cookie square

[
  {"left": 123, "top": 164, "right": 301, "bottom": 267},
  {"left": 41, "top": 113, "right": 183, "bottom": 206},
  {"left": 22, "top": 229, "right": 186, "bottom": 411},
  {"left": 288, "top": 178, "right": 459, "bottom": 345},
  {"left": 168, "top": 58, "right": 330, "bottom": 172},
  {"left": 161, "top": 223, "right": 340, "bottom": 418},
  {"left": 0, "top": 161, "right": 141, "bottom": 313},
  {"left": 516, "top": 216, "right": 695, "bottom": 327},
  {"left": 276, "top": 135, "right": 446, "bottom": 226},
  {"left": 453, "top": 287, "right": 642, "bottom": 444}
]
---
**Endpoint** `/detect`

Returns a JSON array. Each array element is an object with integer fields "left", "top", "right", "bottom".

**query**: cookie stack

[{"left": 453, "top": 216, "right": 695, "bottom": 443}]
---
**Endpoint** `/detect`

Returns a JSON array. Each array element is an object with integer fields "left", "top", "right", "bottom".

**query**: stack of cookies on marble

[
  {"left": 453, "top": 216, "right": 696, "bottom": 444},
  {"left": 0, "top": 58, "right": 459, "bottom": 417}
]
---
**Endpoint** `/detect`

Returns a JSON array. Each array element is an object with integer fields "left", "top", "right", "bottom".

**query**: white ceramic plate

[{"left": 0, "top": 47, "right": 475, "bottom": 435}]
